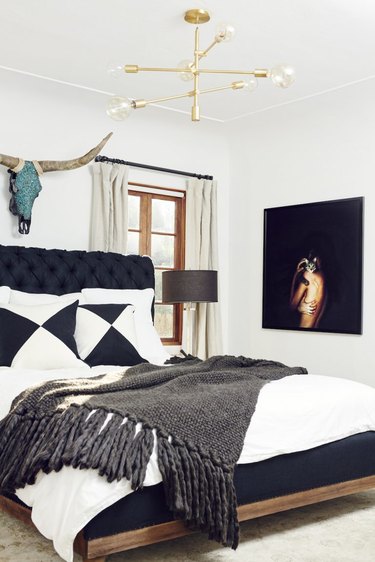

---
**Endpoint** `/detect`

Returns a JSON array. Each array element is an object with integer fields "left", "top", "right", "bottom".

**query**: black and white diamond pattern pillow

[
  {"left": 0, "top": 300, "right": 85, "bottom": 369},
  {"left": 75, "top": 304, "right": 146, "bottom": 367}
]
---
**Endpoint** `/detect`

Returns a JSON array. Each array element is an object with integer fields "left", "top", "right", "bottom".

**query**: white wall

[
  {"left": 4, "top": 68, "right": 375, "bottom": 379},
  {"left": 0, "top": 69, "right": 231, "bottom": 350},
  {"left": 226, "top": 78, "right": 375, "bottom": 385}
]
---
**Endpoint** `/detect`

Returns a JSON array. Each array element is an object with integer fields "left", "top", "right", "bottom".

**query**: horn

[
  {"left": 0, "top": 154, "right": 21, "bottom": 170},
  {"left": 37, "top": 132, "right": 113, "bottom": 173}
]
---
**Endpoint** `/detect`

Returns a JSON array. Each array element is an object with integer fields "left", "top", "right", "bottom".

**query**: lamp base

[{"left": 184, "top": 9, "right": 210, "bottom": 25}]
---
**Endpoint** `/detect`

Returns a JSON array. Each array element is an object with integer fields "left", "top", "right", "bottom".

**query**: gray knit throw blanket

[{"left": 0, "top": 355, "right": 307, "bottom": 548}]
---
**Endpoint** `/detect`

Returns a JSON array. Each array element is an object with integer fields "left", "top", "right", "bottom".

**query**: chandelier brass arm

[
  {"left": 106, "top": 9, "right": 295, "bottom": 122},
  {"left": 198, "top": 39, "right": 219, "bottom": 59},
  {"left": 133, "top": 81, "right": 247, "bottom": 109},
  {"left": 196, "top": 69, "right": 269, "bottom": 77},
  {"left": 124, "top": 66, "right": 190, "bottom": 73},
  {"left": 193, "top": 27, "right": 200, "bottom": 121},
  {"left": 125, "top": 66, "right": 269, "bottom": 77}
]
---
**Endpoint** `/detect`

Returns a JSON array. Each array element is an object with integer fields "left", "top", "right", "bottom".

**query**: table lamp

[{"left": 162, "top": 269, "right": 218, "bottom": 356}]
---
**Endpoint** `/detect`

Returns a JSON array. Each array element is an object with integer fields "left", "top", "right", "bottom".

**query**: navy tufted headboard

[{"left": 0, "top": 245, "right": 155, "bottom": 296}]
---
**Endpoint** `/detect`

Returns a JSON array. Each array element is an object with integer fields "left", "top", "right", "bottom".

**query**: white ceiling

[{"left": 1, "top": 0, "right": 375, "bottom": 122}]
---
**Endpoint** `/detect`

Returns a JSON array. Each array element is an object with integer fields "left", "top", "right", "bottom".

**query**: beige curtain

[
  {"left": 90, "top": 161, "right": 129, "bottom": 253},
  {"left": 185, "top": 178, "right": 222, "bottom": 359}
]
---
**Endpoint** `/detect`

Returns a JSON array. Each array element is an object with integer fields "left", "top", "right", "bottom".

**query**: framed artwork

[{"left": 262, "top": 197, "right": 363, "bottom": 334}]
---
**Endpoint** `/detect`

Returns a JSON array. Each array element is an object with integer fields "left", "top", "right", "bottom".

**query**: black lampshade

[{"left": 162, "top": 270, "right": 218, "bottom": 304}]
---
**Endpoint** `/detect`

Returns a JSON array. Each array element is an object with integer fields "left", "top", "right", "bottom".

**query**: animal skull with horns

[{"left": 0, "top": 132, "right": 113, "bottom": 234}]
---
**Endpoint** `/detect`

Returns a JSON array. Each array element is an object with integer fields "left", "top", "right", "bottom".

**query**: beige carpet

[{"left": 1, "top": 491, "right": 375, "bottom": 562}]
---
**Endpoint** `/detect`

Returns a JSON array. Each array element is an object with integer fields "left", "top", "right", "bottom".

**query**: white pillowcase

[
  {"left": 82, "top": 288, "right": 170, "bottom": 365},
  {"left": 0, "top": 286, "right": 10, "bottom": 305},
  {"left": 0, "top": 300, "right": 88, "bottom": 370},
  {"left": 9, "top": 290, "right": 83, "bottom": 306},
  {"left": 75, "top": 303, "right": 145, "bottom": 367}
]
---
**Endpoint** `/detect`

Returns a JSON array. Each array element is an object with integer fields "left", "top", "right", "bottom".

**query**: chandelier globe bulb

[
  {"left": 106, "top": 96, "right": 134, "bottom": 121},
  {"left": 177, "top": 60, "right": 194, "bottom": 81},
  {"left": 215, "top": 23, "right": 235, "bottom": 43},
  {"left": 269, "top": 64, "right": 296, "bottom": 88},
  {"left": 242, "top": 76, "right": 258, "bottom": 92},
  {"left": 107, "top": 61, "right": 125, "bottom": 79}
]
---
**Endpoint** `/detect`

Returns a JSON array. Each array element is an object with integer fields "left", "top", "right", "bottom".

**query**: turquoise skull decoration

[
  {"left": 8, "top": 161, "right": 43, "bottom": 234},
  {"left": 1, "top": 133, "right": 112, "bottom": 234}
]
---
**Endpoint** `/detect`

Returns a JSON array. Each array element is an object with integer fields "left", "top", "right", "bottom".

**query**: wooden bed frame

[{"left": 1, "top": 475, "right": 375, "bottom": 561}]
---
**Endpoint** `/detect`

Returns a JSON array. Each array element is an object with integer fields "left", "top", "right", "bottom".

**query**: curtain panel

[
  {"left": 185, "top": 178, "right": 222, "bottom": 359},
  {"left": 90, "top": 161, "right": 129, "bottom": 254}
]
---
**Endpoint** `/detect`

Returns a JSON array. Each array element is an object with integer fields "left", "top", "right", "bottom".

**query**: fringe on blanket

[{"left": 0, "top": 405, "right": 239, "bottom": 548}]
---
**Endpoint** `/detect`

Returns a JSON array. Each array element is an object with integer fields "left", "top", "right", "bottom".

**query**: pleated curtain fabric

[
  {"left": 90, "top": 161, "right": 129, "bottom": 254},
  {"left": 185, "top": 178, "right": 222, "bottom": 359}
]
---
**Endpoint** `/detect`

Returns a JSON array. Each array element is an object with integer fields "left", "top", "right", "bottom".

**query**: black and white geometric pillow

[
  {"left": 75, "top": 304, "right": 146, "bottom": 367},
  {"left": 0, "top": 300, "right": 85, "bottom": 369}
]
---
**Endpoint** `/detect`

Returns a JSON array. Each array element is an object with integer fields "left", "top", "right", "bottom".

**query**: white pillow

[
  {"left": 0, "top": 286, "right": 10, "bottom": 305},
  {"left": 0, "top": 300, "right": 88, "bottom": 370},
  {"left": 10, "top": 290, "right": 83, "bottom": 306},
  {"left": 81, "top": 288, "right": 170, "bottom": 365}
]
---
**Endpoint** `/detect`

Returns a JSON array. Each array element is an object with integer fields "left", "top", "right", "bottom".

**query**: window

[{"left": 127, "top": 184, "right": 185, "bottom": 345}]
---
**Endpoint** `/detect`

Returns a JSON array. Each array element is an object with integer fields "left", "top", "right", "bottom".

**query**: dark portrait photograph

[{"left": 262, "top": 197, "right": 363, "bottom": 334}]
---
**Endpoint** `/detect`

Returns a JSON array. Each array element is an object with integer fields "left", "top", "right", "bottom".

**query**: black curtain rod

[{"left": 95, "top": 155, "right": 213, "bottom": 181}]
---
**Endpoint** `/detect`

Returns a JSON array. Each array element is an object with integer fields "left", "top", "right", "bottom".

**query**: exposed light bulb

[
  {"left": 107, "top": 61, "right": 125, "bottom": 79},
  {"left": 269, "top": 65, "right": 295, "bottom": 88},
  {"left": 177, "top": 59, "right": 194, "bottom": 81},
  {"left": 242, "top": 76, "right": 258, "bottom": 92},
  {"left": 215, "top": 23, "right": 235, "bottom": 43},
  {"left": 106, "top": 96, "right": 134, "bottom": 120}
]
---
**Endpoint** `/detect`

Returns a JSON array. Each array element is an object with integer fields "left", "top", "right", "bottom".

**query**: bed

[{"left": 0, "top": 244, "right": 375, "bottom": 562}]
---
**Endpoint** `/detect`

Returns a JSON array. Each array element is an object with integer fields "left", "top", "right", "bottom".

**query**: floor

[{"left": 1, "top": 491, "right": 375, "bottom": 562}]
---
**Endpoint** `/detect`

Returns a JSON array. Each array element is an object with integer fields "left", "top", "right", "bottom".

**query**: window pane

[
  {"left": 155, "top": 269, "right": 163, "bottom": 302},
  {"left": 152, "top": 199, "right": 175, "bottom": 233},
  {"left": 128, "top": 195, "right": 140, "bottom": 229},
  {"left": 152, "top": 234, "right": 174, "bottom": 267},
  {"left": 155, "top": 304, "right": 174, "bottom": 338},
  {"left": 127, "top": 231, "right": 139, "bottom": 254}
]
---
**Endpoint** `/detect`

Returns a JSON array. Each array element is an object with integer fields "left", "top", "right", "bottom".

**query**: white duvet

[{"left": 1, "top": 366, "right": 375, "bottom": 562}]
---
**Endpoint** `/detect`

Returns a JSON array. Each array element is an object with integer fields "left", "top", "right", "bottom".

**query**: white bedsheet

[{"left": 2, "top": 367, "right": 375, "bottom": 562}]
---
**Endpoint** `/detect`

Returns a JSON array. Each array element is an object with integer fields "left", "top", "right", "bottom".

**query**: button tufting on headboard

[{"left": 0, "top": 245, "right": 155, "bottom": 296}]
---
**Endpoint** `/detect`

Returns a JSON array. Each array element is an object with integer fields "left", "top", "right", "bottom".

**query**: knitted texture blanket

[{"left": 0, "top": 355, "right": 307, "bottom": 548}]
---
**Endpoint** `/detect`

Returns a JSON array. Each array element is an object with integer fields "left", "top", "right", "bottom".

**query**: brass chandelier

[{"left": 106, "top": 9, "right": 295, "bottom": 122}]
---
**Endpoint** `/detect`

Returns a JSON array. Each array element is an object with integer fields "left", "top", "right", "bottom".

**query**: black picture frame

[{"left": 262, "top": 197, "right": 363, "bottom": 334}]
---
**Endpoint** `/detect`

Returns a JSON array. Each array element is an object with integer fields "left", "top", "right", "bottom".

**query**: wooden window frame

[{"left": 128, "top": 184, "right": 185, "bottom": 346}]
